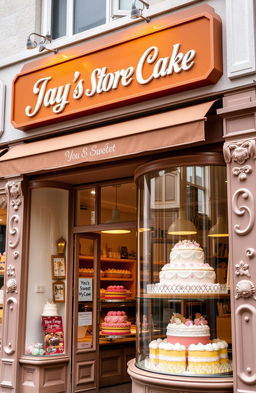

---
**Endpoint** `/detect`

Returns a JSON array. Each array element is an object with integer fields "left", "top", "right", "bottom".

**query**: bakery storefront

[{"left": 1, "top": 4, "right": 256, "bottom": 393}]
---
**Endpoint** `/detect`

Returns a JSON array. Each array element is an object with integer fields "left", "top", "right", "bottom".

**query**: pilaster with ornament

[
  {"left": 223, "top": 137, "right": 256, "bottom": 390},
  {"left": 0, "top": 178, "right": 25, "bottom": 391}
]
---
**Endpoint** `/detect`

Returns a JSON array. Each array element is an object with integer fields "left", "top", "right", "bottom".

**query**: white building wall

[{"left": 0, "top": 0, "right": 41, "bottom": 59}]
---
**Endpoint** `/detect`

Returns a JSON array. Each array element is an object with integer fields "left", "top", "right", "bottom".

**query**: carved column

[
  {"left": 218, "top": 89, "right": 256, "bottom": 393},
  {"left": 0, "top": 178, "right": 26, "bottom": 392}
]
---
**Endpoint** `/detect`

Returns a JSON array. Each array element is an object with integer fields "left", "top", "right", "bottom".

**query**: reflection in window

[
  {"left": 74, "top": 0, "right": 106, "bottom": 34},
  {"left": 51, "top": 0, "right": 67, "bottom": 39},
  {"left": 136, "top": 164, "right": 231, "bottom": 378}
]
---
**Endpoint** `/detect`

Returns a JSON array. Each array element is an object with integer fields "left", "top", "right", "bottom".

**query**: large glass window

[
  {"left": 136, "top": 162, "right": 232, "bottom": 378},
  {"left": 25, "top": 188, "right": 69, "bottom": 356}
]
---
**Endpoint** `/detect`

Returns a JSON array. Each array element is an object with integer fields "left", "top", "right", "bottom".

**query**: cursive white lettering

[{"left": 25, "top": 76, "right": 52, "bottom": 117}]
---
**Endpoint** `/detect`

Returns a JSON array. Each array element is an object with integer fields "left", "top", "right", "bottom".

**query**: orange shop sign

[{"left": 12, "top": 5, "right": 222, "bottom": 130}]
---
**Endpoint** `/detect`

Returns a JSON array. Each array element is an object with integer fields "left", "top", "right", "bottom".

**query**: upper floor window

[{"left": 42, "top": 0, "right": 132, "bottom": 40}]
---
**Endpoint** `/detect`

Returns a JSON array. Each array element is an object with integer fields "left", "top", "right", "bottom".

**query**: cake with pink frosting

[
  {"left": 105, "top": 285, "right": 127, "bottom": 300},
  {"left": 101, "top": 311, "right": 131, "bottom": 335},
  {"left": 166, "top": 313, "right": 210, "bottom": 347}
]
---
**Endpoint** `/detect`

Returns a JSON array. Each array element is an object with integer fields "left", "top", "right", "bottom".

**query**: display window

[
  {"left": 136, "top": 158, "right": 232, "bottom": 377},
  {"left": 25, "top": 187, "right": 69, "bottom": 356}
]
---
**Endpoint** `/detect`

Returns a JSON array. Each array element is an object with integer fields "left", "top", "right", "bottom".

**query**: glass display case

[{"left": 136, "top": 155, "right": 232, "bottom": 378}]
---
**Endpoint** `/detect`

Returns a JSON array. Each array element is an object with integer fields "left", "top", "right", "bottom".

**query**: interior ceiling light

[
  {"left": 131, "top": 0, "right": 150, "bottom": 23},
  {"left": 139, "top": 227, "right": 152, "bottom": 233},
  {"left": 208, "top": 216, "right": 229, "bottom": 238},
  {"left": 102, "top": 185, "right": 131, "bottom": 234},
  {"left": 26, "top": 32, "right": 58, "bottom": 54},
  {"left": 168, "top": 208, "right": 197, "bottom": 236},
  {"left": 101, "top": 229, "right": 131, "bottom": 234}
]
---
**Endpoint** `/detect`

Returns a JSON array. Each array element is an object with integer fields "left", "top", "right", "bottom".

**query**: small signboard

[{"left": 78, "top": 278, "right": 92, "bottom": 302}]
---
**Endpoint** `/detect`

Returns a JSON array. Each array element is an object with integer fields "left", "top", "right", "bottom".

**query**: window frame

[{"left": 41, "top": 0, "right": 128, "bottom": 39}]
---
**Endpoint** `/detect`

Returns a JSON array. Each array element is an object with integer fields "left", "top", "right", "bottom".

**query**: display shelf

[
  {"left": 100, "top": 278, "right": 133, "bottom": 281},
  {"left": 140, "top": 293, "right": 230, "bottom": 299},
  {"left": 101, "top": 299, "right": 136, "bottom": 303},
  {"left": 99, "top": 336, "right": 136, "bottom": 345},
  {"left": 99, "top": 333, "right": 136, "bottom": 340},
  {"left": 79, "top": 255, "right": 136, "bottom": 263}
]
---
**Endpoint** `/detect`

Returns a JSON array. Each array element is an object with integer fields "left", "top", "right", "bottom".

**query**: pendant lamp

[
  {"left": 208, "top": 216, "right": 229, "bottom": 237},
  {"left": 101, "top": 185, "right": 131, "bottom": 234},
  {"left": 168, "top": 208, "right": 197, "bottom": 236}
]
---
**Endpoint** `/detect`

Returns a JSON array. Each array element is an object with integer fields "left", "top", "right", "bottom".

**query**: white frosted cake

[
  {"left": 159, "top": 240, "right": 216, "bottom": 285},
  {"left": 147, "top": 240, "right": 227, "bottom": 294},
  {"left": 42, "top": 302, "right": 58, "bottom": 316}
]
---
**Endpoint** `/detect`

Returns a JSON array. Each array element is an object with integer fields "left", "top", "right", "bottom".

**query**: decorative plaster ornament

[
  {"left": 235, "top": 261, "right": 250, "bottom": 277},
  {"left": 6, "top": 278, "right": 17, "bottom": 293},
  {"left": 223, "top": 139, "right": 256, "bottom": 164},
  {"left": 235, "top": 280, "right": 256, "bottom": 300},
  {"left": 232, "top": 165, "right": 252, "bottom": 181},
  {"left": 246, "top": 248, "right": 255, "bottom": 258}
]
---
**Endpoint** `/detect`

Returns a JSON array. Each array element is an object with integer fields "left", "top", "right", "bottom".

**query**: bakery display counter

[
  {"left": 128, "top": 358, "right": 233, "bottom": 393},
  {"left": 135, "top": 160, "right": 232, "bottom": 390}
]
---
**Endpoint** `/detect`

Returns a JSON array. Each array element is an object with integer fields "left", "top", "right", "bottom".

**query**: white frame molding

[{"left": 0, "top": 80, "right": 5, "bottom": 136}]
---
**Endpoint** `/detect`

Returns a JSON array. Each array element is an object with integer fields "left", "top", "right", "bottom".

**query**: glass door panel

[{"left": 72, "top": 233, "right": 100, "bottom": 392}]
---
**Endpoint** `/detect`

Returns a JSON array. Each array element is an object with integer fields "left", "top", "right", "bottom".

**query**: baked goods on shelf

[
  {"left": 104, "top": 285, "right": 127, "bottom": 300},
  {"left": 148, "top": 339, "right": 186, "bottom": 373},
  {"left": 167, "top": 313, "right": 210, "bottom": 346},
  {"left": 0, "top": 252, "right": 5, "bottom": 273},
  {"left": 147, "top": 240, "right": 227, "bottom": 295},
  {"left": 101, "top": 311, "right": 131, "bottom": 335},
  {"left": 104, "top": 268, "right": 131, "bottom": 278},
  {"left": 146, "top": 313, "right": 232, "bottom": 375},
  {"left": 79, "top": 268, "right": 94, "bottom": 277},
  {"left": 187, "top": 343, "right": 220, "bottom": 374}
]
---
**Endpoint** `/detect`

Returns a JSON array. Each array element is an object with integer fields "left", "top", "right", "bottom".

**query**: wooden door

[{"left": 72, "top": 233, "right": 100, "bottom": 392}]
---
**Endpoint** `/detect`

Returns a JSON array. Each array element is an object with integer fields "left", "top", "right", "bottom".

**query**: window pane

[
  {"left": 196, "top": 166, "right": 204, "bottom": 186},
  {"left": 186, "top": 166, "right": 194, "bottom": 183},
  {"left": 76, "top": 188, "right": 96, "bottom": 226},
  {"left": 137, "top": 165, "right": 231, "bottom": 378},
  {"left": 119, "top": 0, "right": 132, "bottom": 10},
  {"left": 25, "top": 188, "right": 68, "bottom": 356},
  {"left": 51, "top": 0, "right": 67, "bottom": 39},
  {"left": 101, "top": 183, "right": 136, "bottom": 224},
  {"left": 74, "top": 0, "right": 106, "bottom": 34}
]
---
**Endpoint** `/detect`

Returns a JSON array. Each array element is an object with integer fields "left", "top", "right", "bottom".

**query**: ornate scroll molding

[
  {"left": 236, "top": 304, "right": 256, "bottom": 385},
  {"left": 235, "top": 280, "right": 256, "bottom": 300},
  {"left": 223, "top": 139, "right": 256, "bottom": 164},
  {"left": 3, "top": 297, "right": 17, "bottom": 355},
  {"left": 235, "top": 261, "right": 250, "bottom": 277},
  {"left": 246, "top": 248, "right": 255, "bottom": 258},
  {"left": 6, "top": 181, "right": 23, "bottom": 260},
  {"left": 233, "top": 165, "right": 252, "bottom": 180},
  {"left": 232, "top": 188, "right": 255, "bottom": 235}
]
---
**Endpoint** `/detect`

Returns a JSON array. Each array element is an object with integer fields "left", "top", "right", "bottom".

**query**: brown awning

[{"left": 0, "top": 101, "right": 215, "bottom": 177}]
